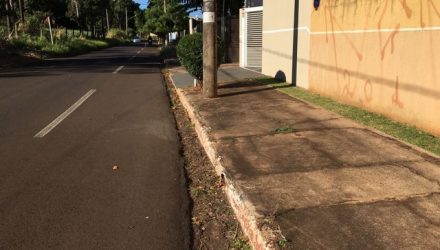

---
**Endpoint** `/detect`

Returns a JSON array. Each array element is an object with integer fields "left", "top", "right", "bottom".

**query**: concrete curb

[{"left": 167, "top": 74, "right": 277, "bottom": 250}]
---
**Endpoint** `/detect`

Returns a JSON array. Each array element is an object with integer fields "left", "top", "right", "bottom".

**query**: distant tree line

[{"left": 0, "top": 0, "right": 142, "bottom": 38}]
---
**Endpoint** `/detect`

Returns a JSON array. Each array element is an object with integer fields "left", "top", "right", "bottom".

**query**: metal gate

[{"left": 242, "top": 7, "right": 263, "bottom": 71}]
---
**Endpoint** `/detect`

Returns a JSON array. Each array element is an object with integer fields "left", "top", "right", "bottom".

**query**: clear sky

[{"left": 134, "top": 0, "right": 202, "bottom": 17}]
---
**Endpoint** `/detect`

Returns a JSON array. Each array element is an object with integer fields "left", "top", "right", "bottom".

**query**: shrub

[
  {"left": 53, "top": 28, "right": 67, "bottom": 41},
  {"left": 0, "top": 26, "right": 8, "bottom": 47},
  {"left": 160, "top": 45, "right": 176, "bottom": 59},
  {"left": 106, "top": 28, "right": 128, "bottom": 40},
  {"left": 20, "top": 15, "right": 42, "bottom": 37},
  {"left": 176, "top": 33, "right": 224, "bottom": 81},
  {"left": 0, "top": 25, "right": 8, "bottom": 39}
]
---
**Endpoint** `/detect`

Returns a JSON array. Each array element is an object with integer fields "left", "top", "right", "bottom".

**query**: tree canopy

[
  {"left": 143, "top": 0, "right": 188, "bottom": 40},
  {"left": 1, "top": 0, "right": 142, "bottom": 37}
]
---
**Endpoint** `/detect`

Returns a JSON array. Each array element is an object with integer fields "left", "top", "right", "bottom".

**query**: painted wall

[
  {"left": 261, "top": 0, "right": 294, "bottom": 82},
  {"left": 308, "top": 0, "right": 440, "bottom": 135},
  {"left": 261, "top": 0, "right": 440, "bottom": 136}
]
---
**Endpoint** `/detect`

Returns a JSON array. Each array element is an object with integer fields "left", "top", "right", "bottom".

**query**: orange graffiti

[
  {"left": 399, "top": 0, "right": 413, "bottom": 18},
  {"left": 380, "top": 24, "right": 400, "bottom": 60},
  {"left": 327, "top": 9, "right": 363, "bottom": 61},
  {"left": 342, "top": 70, "right": 356, "bottom": 98},
  {"left": 428, "top": 0, "right": 440, "bottom": 18},
  {"left": 420, "top": 0, "right": 426, "bottom": 28}
]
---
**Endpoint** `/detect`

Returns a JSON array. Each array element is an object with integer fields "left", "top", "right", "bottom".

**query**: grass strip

[
  {"left": 256, "top": 78, "right": 440, "bottom": 156},
  {"left": 4, "top": 36, "right": 128, "bottom": 58}
]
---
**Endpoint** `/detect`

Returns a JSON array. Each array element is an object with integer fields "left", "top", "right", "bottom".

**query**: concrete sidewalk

[{"left": 169, "top": 65, "right": 440, "bottom": 249}]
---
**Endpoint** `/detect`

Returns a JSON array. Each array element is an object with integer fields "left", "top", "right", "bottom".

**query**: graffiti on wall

[{"left": 319, "top": 0, "right": 440, "bottom": 108}]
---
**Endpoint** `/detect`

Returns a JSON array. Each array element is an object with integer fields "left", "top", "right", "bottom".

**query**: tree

[
  {"left": 178, "top": 0, "right": 244, "bottom": 15},
  {"left": 143, "top": 0, "right": 188, "bottom": 44},
  {"left": 134, "top": 9, "right": 145, "bottom": 36}
]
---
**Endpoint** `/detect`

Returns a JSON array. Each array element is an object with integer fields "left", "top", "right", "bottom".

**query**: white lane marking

[
  {"left": 137, "top": 51, "right": 141, "bottom": 54},
  {"left": 34, "top": 89, "right": 96, "bottom": 138},
  {"left": 113, "top": 65, "right": 124, "bottom": 74}
]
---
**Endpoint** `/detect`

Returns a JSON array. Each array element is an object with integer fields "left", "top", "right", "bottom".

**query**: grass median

[{"left": 255, "top": 78, "right": 440, "bottom": 156}]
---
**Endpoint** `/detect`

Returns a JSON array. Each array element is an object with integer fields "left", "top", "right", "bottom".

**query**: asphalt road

[{"left": 0, "top": 45, "right": 190, "bottom": 249}]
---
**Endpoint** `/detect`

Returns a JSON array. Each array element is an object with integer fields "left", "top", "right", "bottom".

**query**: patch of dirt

[
  {"left": 0, "top": 49, "right": 42, "bottom": 68},
  {"left": 163, "top": 70, "right": 252, "bottom": 250}
]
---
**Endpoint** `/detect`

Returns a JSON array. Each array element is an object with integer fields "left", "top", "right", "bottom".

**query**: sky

[{"left": 134, "top": 0, "right": 202, "bottom": 17}]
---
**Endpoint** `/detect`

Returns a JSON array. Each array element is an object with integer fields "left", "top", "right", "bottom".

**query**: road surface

[{"left": 0, "top": 45, "right": 190, "bottom": 249}]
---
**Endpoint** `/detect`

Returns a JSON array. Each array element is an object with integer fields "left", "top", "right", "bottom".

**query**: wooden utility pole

[
  {"left": 202, "top": 0, "right": 217, "bottom": 98},
  {"left": 203, "top": 0, "right": 217, "bottom": 98}
]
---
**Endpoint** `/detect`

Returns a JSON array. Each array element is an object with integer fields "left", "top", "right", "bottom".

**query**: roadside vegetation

[
  {"left": 164, "top": 69, "right": 251, "bottom": 249},
  {"left": 176, "top": 33, "right": 224, "bottom": 86},
  {"left": 0, "top": 0, "right": 142, "bottom": 62},
  {"left": 3, "top": 31, "right": 128, "bottom": 58},
  {"left": 257, "top": 78, "right": 440, "bottom": 156}
]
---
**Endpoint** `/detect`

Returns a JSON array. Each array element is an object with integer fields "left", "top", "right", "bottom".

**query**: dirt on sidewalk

[{"left": 163, "top": 71, "right": 252, "bottom": 250}]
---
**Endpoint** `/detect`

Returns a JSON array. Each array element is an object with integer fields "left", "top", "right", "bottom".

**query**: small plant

[
  {"left": 230, "top": 238, "right": 252, "bottom": 250},
  {"left": 272, "top": 126, "right": 296, "bottom": 134},
  {"left": 176, "top": 33, "right": 224, "bottom": 84},
  {"left": 277, "top": 239, "right": 289, "bottom": 248}
]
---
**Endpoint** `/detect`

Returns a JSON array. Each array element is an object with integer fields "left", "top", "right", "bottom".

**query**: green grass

[
  {"left": 255, "top": 78, "right": 440, "bottom": 156},
  {"left": 5, "top": 35, "right": 128, "bottom": 57}
]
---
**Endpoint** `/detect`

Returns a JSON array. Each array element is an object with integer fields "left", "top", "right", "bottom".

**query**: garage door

[{"left": 246, "top": 10, "right": 263, "bottom": 70}]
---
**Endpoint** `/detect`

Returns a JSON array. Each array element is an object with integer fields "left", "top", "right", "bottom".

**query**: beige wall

[
  {"left": 309, "top": 0, "right": 440, "bottom": 135},
  {"left": 297, "top": 1, "right": 312, "bottom": 89},
  {"left": 261, "top": 0, "right": 440, "bottom": 136},
  {"left": 261, "top": 0, "right": 294, "bottom": 82}
]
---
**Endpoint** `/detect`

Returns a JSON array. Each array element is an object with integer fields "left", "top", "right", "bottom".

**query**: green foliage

[
  {"left": 20, "top": 15, "right": 44, "bottom": 36},
  {"left": 230, "top": 238, "right": 252, "bottom": 250},
  {"left": 143, "top": 0, "right": 188, "bottom": 38},
  {"left": 160, "top": 45, "right": 176, "bottom": 59},
  {"left": 0, "top": 26, "right": 8, "bottom": 43},
  {"left": 176, "top": 33, "right": 224, "bottom": 81},
  {"left": 5, "top": 34, "right": 126, "bottom": 57},
  {"left": 178, "top": 0, "right": 244, "bottom": 15},
  {"left": 106, "top": 28, "right": 128, "bottom": 40}
]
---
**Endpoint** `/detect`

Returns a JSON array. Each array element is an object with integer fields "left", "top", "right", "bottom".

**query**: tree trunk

[
  {"left": 18, "top": 0, "right": 24, "bottom": 23},
  {"left": 5, "top": 0, "right": 11, "bottom": 33}
]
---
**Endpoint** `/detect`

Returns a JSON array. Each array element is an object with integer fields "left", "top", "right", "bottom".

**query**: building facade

[{"left": 240, "top": 0, "right": 440, "bottom": 136}]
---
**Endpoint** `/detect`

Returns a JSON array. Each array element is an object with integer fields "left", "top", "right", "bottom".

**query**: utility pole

[{"left": 202, "top": 0, "right": 217, "bottom": 98}]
